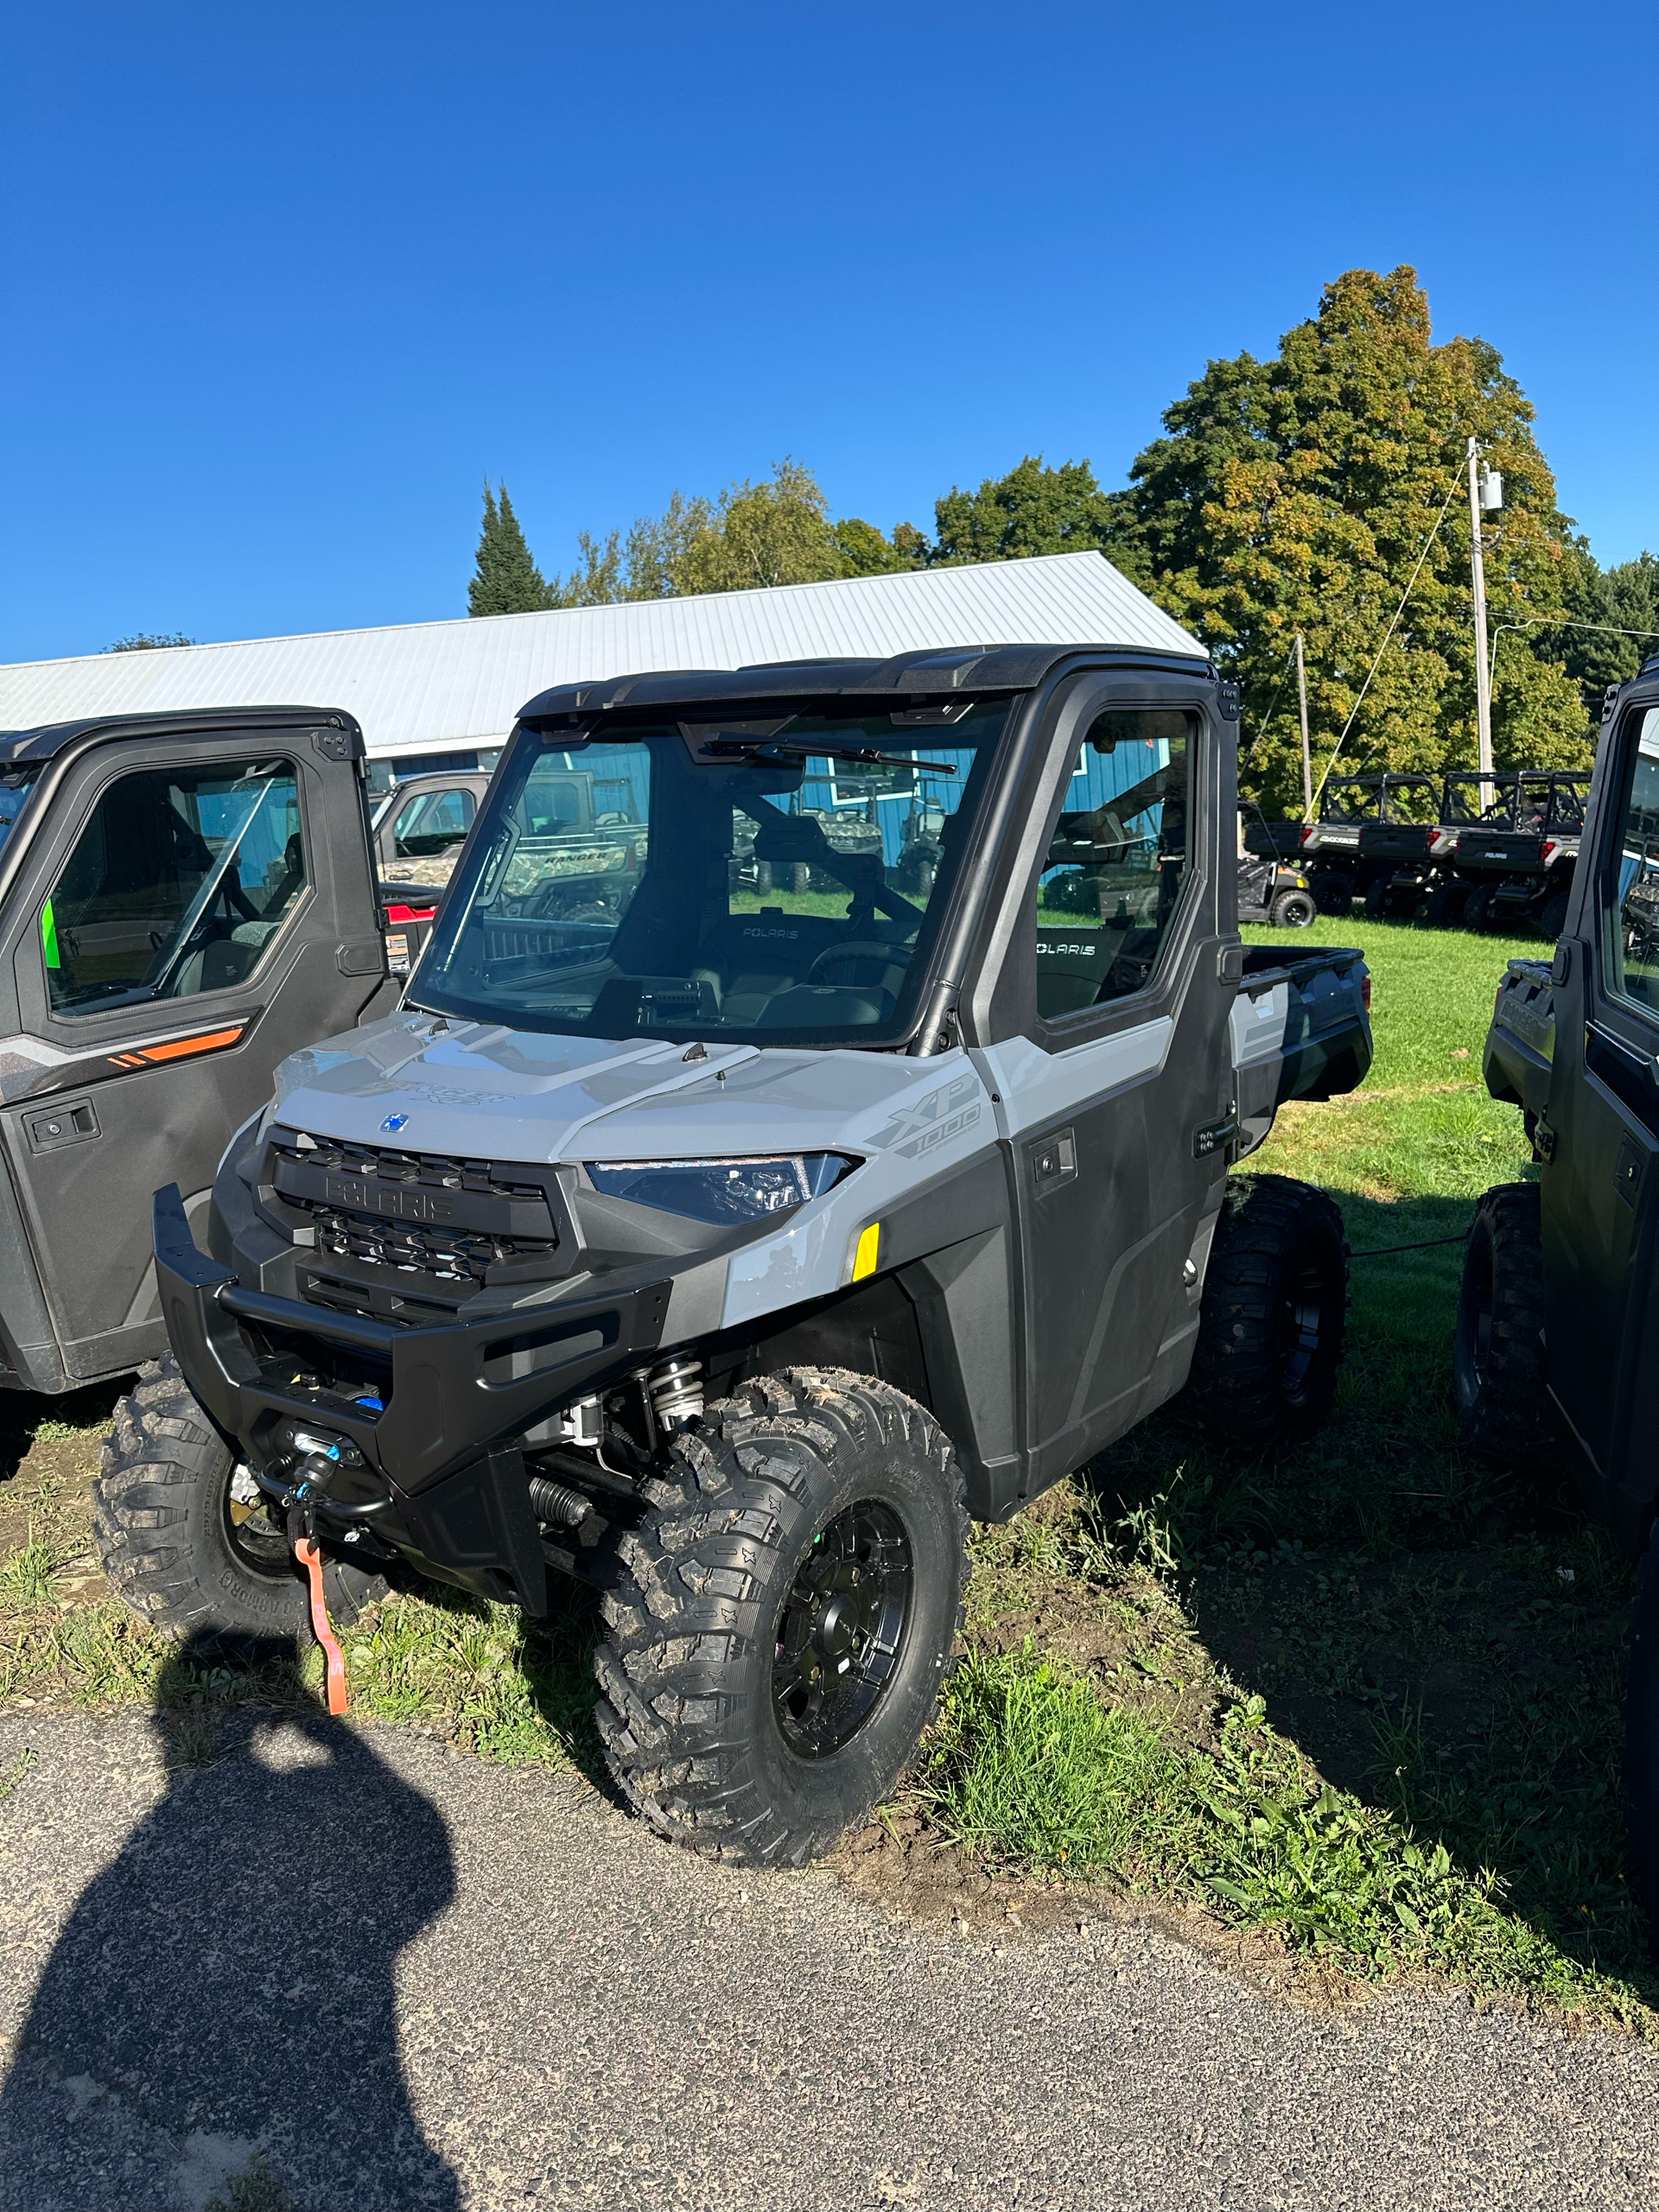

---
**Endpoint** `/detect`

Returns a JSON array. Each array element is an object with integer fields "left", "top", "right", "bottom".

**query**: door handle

[{"left": 24, "top": 1097, "right": 100, "bottom": 1154}]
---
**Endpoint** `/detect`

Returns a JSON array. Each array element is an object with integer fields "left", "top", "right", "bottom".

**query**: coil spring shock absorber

[{"left": 648, "top": 1353, "right": 703, "bottom": 1431}]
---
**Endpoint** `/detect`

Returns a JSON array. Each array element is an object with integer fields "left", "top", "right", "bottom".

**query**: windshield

[{"left": 410, "top": 704, "right": 1009, "bottom": 1044}]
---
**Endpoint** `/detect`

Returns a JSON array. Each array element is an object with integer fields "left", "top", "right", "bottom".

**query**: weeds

[
  {"left": 0, "top": 1533, "right": 68, "bottom": 1605},
  {"left": 920, "top": 1650, "right": 1192, "bottom": 1876}
]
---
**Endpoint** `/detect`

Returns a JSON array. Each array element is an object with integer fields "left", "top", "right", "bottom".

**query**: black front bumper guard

[{"left": 153, "top": 1184, "right": 674, "bottom": 1610}]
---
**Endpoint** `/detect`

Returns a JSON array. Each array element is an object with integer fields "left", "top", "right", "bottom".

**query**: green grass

[{"left": 913, "top": 914, "right": 1657, "bottom": 2023}]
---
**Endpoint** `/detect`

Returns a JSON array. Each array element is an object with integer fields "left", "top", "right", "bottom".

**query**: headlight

[{"left": 586, "top": 1153, "right": 858, "bottom": 1224}]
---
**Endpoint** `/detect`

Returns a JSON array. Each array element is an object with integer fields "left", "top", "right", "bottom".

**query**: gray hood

[{"left": 267, "top": 1013, "right": 985, "bottom": 1168}]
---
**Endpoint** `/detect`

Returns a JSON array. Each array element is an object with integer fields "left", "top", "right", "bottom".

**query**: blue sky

[{"left": 4, "top": 0, "right": 1655, "bottom": 663}]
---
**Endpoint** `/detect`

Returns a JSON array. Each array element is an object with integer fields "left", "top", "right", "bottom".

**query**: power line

[
  {"left": 1309, "top": 456, "right": 1467, "bottom": 813},
  {"left": 1489, "top": 614, "right": 1659, "bottom": 693},
  {"left": 1241, "top": 638, "right": 1298, "bottom": 753}
]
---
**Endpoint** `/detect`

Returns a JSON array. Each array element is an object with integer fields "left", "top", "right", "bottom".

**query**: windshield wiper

[{"left": 706, "top": 738, "right": 957, "bottom": 776}]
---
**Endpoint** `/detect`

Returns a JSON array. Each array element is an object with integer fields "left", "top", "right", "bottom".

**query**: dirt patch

[
  {"left": 0, "top": 1434, "right": 103, "bottom": 1574},
  {"left": 830, "top": 1809, "right": 1083, "bottom": 1933},
  {"left": 830, "top": 1804, "right": 1371, "bottom": 2012}
]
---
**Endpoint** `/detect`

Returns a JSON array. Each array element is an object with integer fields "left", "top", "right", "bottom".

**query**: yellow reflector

[{"left": 852, "top": 1222, "right": 880, "bottom": 1281}]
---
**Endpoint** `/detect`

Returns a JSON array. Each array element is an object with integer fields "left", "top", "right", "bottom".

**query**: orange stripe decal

[
  {"left": 107, "top": 1024, "right": 246, "bottom": 1073},
  {"left": 139, "top": 1026, "right": 245, "bottom": 1064}
]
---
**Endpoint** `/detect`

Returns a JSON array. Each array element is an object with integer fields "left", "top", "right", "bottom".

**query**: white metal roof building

[{"left": 0, "top": 552, "right": 1203, "bottom": 785}]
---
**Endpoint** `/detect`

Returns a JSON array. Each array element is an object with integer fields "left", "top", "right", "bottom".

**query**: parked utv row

[{"left": 1246, "top": 768, "right": 1591, "bottom": 935}]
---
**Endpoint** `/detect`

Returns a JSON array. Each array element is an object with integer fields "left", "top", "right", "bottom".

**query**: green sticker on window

[{"left": 41, "top": 898, "right": 60, "bottom": 969}]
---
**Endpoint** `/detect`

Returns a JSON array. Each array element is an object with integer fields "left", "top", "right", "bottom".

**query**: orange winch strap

[{"left": 294, "top": 1535, "right": 349, "bottom": 1716}]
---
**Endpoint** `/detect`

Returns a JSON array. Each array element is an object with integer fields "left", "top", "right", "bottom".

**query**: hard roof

[
  {"left": 0, "top": 704, "right": 359, "bottom": 769},
  {"left": 516, "top": 641, "right": 1192, "bottom": 721},
  {"left": 0, "top": 554, "right": 1205, "bottom": 762}
]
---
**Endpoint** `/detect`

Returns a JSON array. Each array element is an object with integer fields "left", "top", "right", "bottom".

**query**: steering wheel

[{"left": 804, "top": 941, "right": 911, "bottom": 993}]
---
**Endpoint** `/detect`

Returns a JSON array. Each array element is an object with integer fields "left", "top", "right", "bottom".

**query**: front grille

[
  {"left": 308, "top": 1204, "right": 540, "bottom": 1286},
  {"left": 264, "top": 1128, "right": 563, "bottom": 1313},
  {"left": 270, "top": 1132, "right": 552, "bottom": 1206}
]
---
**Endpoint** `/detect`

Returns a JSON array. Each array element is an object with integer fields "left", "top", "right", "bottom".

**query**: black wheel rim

[
  {"left": 1278, "top": 1258, "right": 1327, "bottom": 1404},
  {"left": 772, "top": 1500, "right": 912, "bottom": 1758},
  {"left": 223, "top": 1465, "right": 296, "bottom": 1580}
]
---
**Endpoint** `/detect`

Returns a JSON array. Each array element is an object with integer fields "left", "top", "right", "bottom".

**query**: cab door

[
  {"left": 1541, "top": 677, "right": 1659, "bottom": 1536},
  {"left": 969, "top": 671, "right": 1236, "bottom": 1497},
  {"left": 0, "top": 718, "right": 387, "bottom": 1384}
]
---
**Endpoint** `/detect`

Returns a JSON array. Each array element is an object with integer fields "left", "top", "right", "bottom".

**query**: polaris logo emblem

[
  {"left": 325, "top": 1175, "right": 454, "bottom": 1222},
  {"left": 381, "top": 1113, "right": 410, "bottom": 1133}
]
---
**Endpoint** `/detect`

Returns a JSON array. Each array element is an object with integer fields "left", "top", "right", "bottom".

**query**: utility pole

[
  {"left": 1295, "top": 632, "right": 1313, "bottom": 820},
  {"left": 1467, "top": 435, "right": 1494, "bottom": 798}
]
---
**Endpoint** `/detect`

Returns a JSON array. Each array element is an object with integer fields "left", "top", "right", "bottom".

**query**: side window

[
  {"left": 1607, "top": 708, "right": 1659, "bottom": 1015},
  {"left": 1033, "top": 707, "right": 1193, "bottom": 1020},
  {"left": 41, "top": 760, "right": 307, "bottom": 1017},
  {"left": 393, "top": 786, "right": 476, "bottom": 857}
]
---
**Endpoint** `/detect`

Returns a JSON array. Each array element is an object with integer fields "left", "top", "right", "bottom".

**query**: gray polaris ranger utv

[
  {"left": 1456, "top": 663, "right": 1659, "bottom": 1941},
  {"left": 0, "top": 708, "right": 414, "bottom": 1395},
  {"left": 99, "top": 645, "right": 1372, "bottom": 1862}
]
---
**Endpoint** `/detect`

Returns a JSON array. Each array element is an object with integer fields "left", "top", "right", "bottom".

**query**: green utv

[
  {"left": 99, "top": 645, "right": 1373, "bottom": 1861},
  {"left": 1459, "top": 660, "right": 1659, "bottom": 1942}
]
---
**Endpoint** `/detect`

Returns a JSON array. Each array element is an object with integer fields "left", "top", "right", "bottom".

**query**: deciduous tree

[
  {"left": 673, "top": 459, "right": 846, "bottom": 594},
  {"left": 1103, "top": 268, "right": 1591, "bottom": 813},
  {"left": 932, "top": 455, "right": 1114, "bottom": 567},
  {"left": 832, "top": 516, "right": 925, "bottom": 575}
]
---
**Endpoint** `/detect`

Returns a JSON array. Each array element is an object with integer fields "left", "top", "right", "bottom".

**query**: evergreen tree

[
  {"left": 104, "top": 632, "right": 194, "bottom": 652},
  {"left": 1103, "top": 268, "right": 1590, "bottom": 812},
  {"left": 467, "top": 480, "right": 554, "bottom": 616},
  {"left": 1549, "top": 544, "right": 1659, "bottom": 712},
  {"left": 932, "top": 456, "right": 1115, "bottom": 566}
]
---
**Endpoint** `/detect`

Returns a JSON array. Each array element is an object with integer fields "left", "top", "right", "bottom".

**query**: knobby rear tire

[
  {"left": 594, "top": 1366, "right": 969, "bottom": 1866},
  {"left": 1540, "top": 890, "right": 1571, "bottom": 941},
  {"left": 93, "top": 1355, "right": 385, "bottom": 1651},
  {"left": 1452, "top": 1182, "right": 1562, "bottom": 1470},
  {"left": 1425, "top": 879, "right": 1466, "bottom": 929},
  {"left": 1188, "top": 1174, "right": 1350, "bottom": 1451}
]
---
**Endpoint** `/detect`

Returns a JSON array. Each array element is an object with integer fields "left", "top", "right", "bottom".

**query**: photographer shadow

[{"left": 0, "top": 1639, "right": 459, "bottom": 2212}]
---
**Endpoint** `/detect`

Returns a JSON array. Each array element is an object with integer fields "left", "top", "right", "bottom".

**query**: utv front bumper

[{"left": 153, "top": 1184, "right": 673, "bottom": 1606}]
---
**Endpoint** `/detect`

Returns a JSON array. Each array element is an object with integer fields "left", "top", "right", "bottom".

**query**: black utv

[
  {"left": 1458, "top": 662, "right": 1659, "bottom": 1936},
  {"left": 1437, "top": 769, "right": 1590, "bottom": 938},
  {"left": 95, "top": 643, "right": 1373, "bottom": 1864}
]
